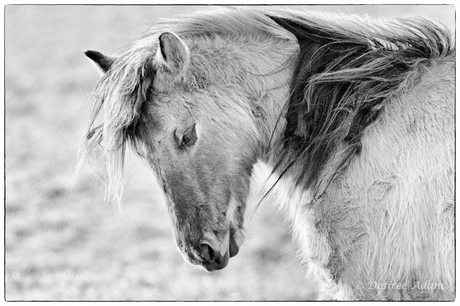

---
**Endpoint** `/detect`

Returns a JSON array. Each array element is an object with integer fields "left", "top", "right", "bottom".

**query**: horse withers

[{"left": 81, "top": 7, "right": 454, "bottom": 300}]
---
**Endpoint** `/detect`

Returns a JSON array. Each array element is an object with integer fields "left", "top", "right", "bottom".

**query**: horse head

[{"left": 85, "top": 31, "right": 265, "bottom": 271}]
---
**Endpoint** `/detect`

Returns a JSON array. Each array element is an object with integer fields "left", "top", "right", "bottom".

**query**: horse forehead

[{"left": 144, "top": 94, "right": 189, "bottom": 121}]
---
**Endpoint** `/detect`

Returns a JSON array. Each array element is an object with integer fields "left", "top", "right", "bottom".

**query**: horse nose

[
  {"left": 199, "top": 243, "right": 229, "bottom": 271},
  {"left": 199, "top": 243, "right": 215, "bottom": 262}
]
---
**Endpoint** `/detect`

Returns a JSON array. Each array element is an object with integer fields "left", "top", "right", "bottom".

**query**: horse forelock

[{"left": 81, "top": 42, "right": 159, "bottom": 203}]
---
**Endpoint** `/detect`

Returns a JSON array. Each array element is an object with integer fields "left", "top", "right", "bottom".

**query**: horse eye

[{"left": 174, "top": 123, "right": 197, "bottom": 149}]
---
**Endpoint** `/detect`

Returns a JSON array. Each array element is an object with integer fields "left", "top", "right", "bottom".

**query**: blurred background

[{"left": 4, "top": 5, "right": 455, "bottom": 301}]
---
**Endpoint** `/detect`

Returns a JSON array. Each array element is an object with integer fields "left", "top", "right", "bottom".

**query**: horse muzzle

[
  {"left": 199, "top": 243, "right": 230, "bottom": 271},
  {"left": 196, "top": 227, "right": 241, "bottom": 271}
]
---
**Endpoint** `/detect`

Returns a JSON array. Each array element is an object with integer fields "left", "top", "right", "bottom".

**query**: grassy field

[{"left": 4, "top": 5, "right": 454, "bottom": 301}]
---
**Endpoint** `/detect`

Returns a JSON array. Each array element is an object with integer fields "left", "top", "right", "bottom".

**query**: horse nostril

[{"left": 199, "top": 243, "right": 216, "bottom": 263}]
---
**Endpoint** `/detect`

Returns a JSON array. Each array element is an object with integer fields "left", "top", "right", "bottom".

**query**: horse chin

[
  {"left": 229, "top": 229, "right": 240, "bottom": 258},
  {"left": 229, "top": 224, "right": 244, "bottom": 257}
]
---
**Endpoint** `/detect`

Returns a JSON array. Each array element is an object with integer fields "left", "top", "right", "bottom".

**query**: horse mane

[
  {"left": 80, "top": 7, "right": 454, "bottom": 202},
  {"left": 263, "top": 9, "right": 454, "bottom": 197}
]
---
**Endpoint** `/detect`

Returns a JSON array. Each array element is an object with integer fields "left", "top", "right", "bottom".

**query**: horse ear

[
  {"left": 84, "top": 50, "right": 116, "bottom": 73},
  {"left": 154, "top": 32, "right": 190, "bottom": 89}
]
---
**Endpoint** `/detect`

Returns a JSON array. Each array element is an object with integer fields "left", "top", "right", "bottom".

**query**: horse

[{"left": 80, "top": 7, "right": 455, "bottom": 300}]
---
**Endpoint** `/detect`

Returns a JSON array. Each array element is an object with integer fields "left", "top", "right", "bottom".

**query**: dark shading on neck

[{"left": 266, "top": 14, "right": 453, "bottom": 198}]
